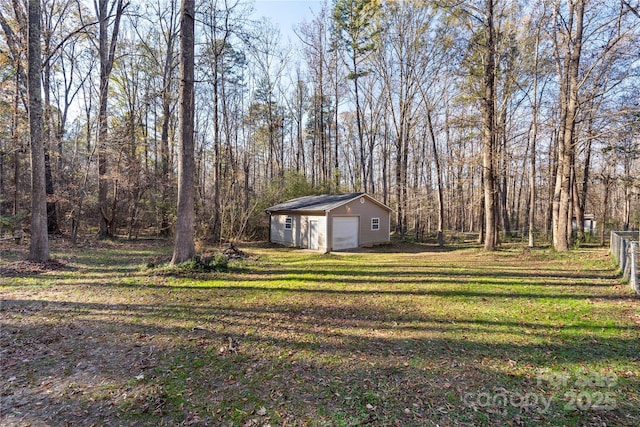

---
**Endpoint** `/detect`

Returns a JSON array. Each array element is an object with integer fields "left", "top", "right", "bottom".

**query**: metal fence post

[
  {"left": 631, "top": 241, "right": 639, "bottom": 295},
  {"left": 610, "top": 230, "right": 614, "bottom": 257},
  {"left": 610, "top": 231, "right": 639, "bottom": 295},
  {"left": 618, "top": 233, "right": 627, "bottom": 276}
]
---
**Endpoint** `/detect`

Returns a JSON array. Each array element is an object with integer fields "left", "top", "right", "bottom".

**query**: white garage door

[{"left": 332, "top": 217, "right": 359, "bottom": 250}]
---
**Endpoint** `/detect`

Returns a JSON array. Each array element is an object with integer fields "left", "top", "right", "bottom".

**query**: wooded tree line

[{"left": 1, "top": 0, "right": 639, "bottom": 256}]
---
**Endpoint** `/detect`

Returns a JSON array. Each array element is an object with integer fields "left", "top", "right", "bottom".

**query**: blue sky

[{"left": 252, "top": 0, "right": 324, "bottom": 42}]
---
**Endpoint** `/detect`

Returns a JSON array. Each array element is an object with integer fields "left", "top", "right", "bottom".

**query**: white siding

[
  {"left": 270, "top": 214, "right": 327, "bottom": 251},
  {"left": 327, "top": 196, "right": 390, "bottom": 249},
  {"left": 270, "top": 214, "right": 294, "bottom": 246}
]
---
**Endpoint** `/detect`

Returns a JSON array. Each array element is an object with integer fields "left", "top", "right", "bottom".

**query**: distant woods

[{"left": 0, "top": 0, "right": 639, "bottom": 251}]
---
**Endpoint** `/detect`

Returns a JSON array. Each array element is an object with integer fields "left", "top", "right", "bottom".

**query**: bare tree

[
  {"left": 525, "top": 2, "right": 551, "bottom": 248},
  {"left": 246, "top": 18, "right": 288, "bottom": 183},
  {"left": 552, "top": 0, "right": 584, "bottom": 251},
  {"left": 444, "top": 0, "right": 499, "bottom": 249},
  {"left": 95, "top": 0, "right": 127, "bottom": 239},
  {"left": 41, "top": 0, "right": 74, "bottom": 236},
  {"left": 135, "top": 0, "right": 180, "bottom": 238},
  {"left": 27, "top": 0, "right": 49, "bottom": 261},
  {"left": 5, "top": 0, "right": 640, "bottom": 248},
  {"left": 172, "top": 0, "right": 195, "bottom": 264},
  {"left": 201, "top": 0, "right": 243, "bottom": 242},
  {"left": 332, "top": 0, "right": 380, "bottom": 193},
  {"left": 481, "top": 0, "right": 498, "bottom": 250},
  {"left": 550, "top": 0, "right": 637, "bottom": 249},
  {"left": 298, "top": 6, "right": 331, "bottom": 188},
  {"left": 426, "top": 107, "right": 445, "bottom": 246},
  {"left": 1, "top": 1, "right": 28, "bottom": 227},
  {"left": 376, "top": 0, "right": 432, "bottom": 237}
]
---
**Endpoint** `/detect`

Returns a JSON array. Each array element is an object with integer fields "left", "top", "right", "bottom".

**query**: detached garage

[{"left": 266, "top": 193, "right": 391, "bottom": 252}]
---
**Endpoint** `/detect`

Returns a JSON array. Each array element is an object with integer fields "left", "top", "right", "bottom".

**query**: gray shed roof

[{"left": 266, "top": 192, "right": 390, "bottom": 213}]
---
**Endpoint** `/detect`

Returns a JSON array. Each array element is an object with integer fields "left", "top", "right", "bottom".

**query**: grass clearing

[{"left": 1, "top": 239, "right": 639, "bottom": 426}]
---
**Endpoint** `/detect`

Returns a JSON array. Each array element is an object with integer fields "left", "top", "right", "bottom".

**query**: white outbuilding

[{"left": 266, "top": 193, "right": 392, "bottom": 252}]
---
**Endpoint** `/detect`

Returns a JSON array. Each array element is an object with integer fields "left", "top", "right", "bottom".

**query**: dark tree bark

[
  {"left": 171, "top": 0, "right": 196, "bottom": 264},
  {"left": 27, "top": 0, "right": 49, "bottom": 261}
]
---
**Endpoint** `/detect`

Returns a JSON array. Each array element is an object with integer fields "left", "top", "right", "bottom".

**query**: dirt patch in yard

[{"left": 0, "top": 260, "right": 72, "bottom": 278}]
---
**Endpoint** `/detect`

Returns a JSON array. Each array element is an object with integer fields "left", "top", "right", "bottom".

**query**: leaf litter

[{"left": 1, "top": 240, "right": 638, "bottom": 426}]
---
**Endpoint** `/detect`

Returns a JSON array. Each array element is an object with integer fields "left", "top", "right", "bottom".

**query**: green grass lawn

[{"left": 1, "top": 240, "right": 639, "bottom": 426}]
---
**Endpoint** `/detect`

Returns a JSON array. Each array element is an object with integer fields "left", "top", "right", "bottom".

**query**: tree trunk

[
  {"left": 0, "top": 142, "right": 4, "bottom": 221},
  {"left": 478, "top": 172, "right": 485, "bottom": 245},
  {"left": 41, "top": 19, "right": 60, "bottom": 236},
  {"left": 334, "top": 53, "right": 340, "bottom": 190},
  {"left": 352, "top": 56, "right": 367, "bottom": 192},
  {"left": 574, "top": 166, "right": 585, "bottom": 242},
  {"left": 159, "top": 18, "right": 176, "bottom": 238},
  {"left": 497, "top": 106, "right": 510, "bottom": 236},
  {"left": 528, "top": 24, "right": 542, "bottom": 248},
  {"left": 426, "top": 107, "right": 444, "bottom": 246},
  {"left": 161, "top": 0, "right": 178, "bottom": 238},
  {"left": 576, "top": 111, "right": 595, "bottom": 242},
  {"left": 27, "top": 0, "right": 49, "bottom": 262},
  {"left": 211, "top": 40, "right": 222, "bottom": 243},
  {"left": 159, "top": 91, "right": 172, "bottom": 237},
  {"left": 10, "top": 68, "right": 20, "bottom": 218},
  {"left": 553, "top": 0, "right": 584, "bottom": 251},
  {"left": 43, "top": 66, "right": 59, "bottom": 234},
  {"left": 395, "top": 134, "right": 403, "bottom": 236},
  {"left": 528, "top": 117, "right": 537, "bottom": 248},
  {"left": 482, "top": 0, "right": 497, "bottom": 251},
  {"left": 96, "top": 0, "right": 125, "bottom": 239},
  {"left": 381, "top": 123, "right": 388, "bottom": 206},
  {"left": 97, "top": 1, "right": 111, "bottom": 239},
  {"left": 172, "top": 0, "right": 196, "bottom": 264},
  {"left": 600, "top": 174, "right": 612, "bottom": 246}
]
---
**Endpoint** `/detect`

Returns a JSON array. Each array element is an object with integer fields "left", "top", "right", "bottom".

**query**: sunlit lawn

[{"left": 1, "top": 239, "right": 639, "bottom": 426}]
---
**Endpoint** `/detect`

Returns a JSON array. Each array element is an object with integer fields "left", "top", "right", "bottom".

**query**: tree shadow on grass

[
  {"left": 2, "top": 242, "right": 636, "bottom": 425},
  {"left": 2, "top": 296, "right": 638, "bottom": 426},
  {"left": 0, "top": 259, "right": 75, "bottom": 277},
  {"left": 3, "top": 297, "right": 638, "bottom": 365}
]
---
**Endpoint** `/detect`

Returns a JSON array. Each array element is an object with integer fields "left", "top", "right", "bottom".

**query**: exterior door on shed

[
  {"left": 332, "top": 217, "right": 359, "bottom": 250},
  {"left": 309, "top": 220, "right": 319, "bottom": 250}
]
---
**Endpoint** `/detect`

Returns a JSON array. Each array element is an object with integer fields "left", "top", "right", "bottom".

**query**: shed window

[
  {"left": 285, "top": 217, "right": 293, "bottom": 230},
  {"left": 371, "top": 218, "right": 380, "bottom": 231}
]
